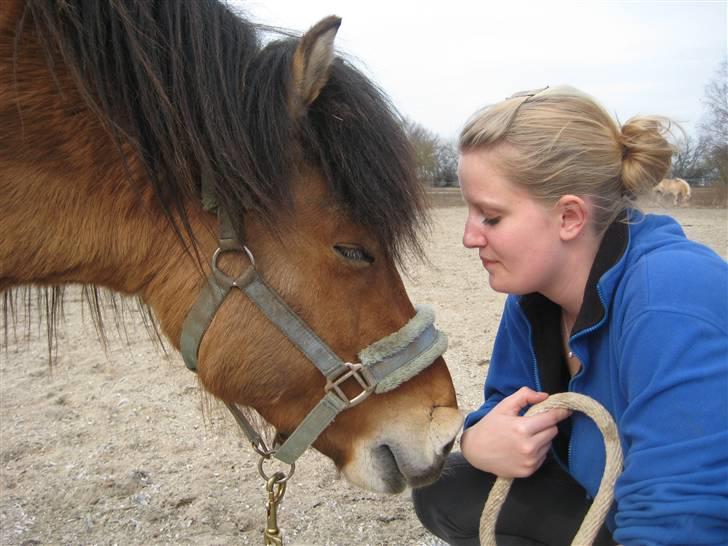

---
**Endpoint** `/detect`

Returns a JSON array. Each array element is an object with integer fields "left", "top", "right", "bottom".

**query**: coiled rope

[{"left": 479, "top": 392, "right": 623, "bottom": 546}]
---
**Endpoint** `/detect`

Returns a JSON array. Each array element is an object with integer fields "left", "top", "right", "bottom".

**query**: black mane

[{"left": 24, "top": 0, "right": 427, "bottom": 262}]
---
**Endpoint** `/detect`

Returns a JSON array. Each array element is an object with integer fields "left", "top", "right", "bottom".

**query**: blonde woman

[{"left": 413, "top": 86, "right": 728, "bottom": 545}]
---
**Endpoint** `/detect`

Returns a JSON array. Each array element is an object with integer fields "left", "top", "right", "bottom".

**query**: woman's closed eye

[{"left": 482, "top": 216, "right": 501, "bottom": 226}]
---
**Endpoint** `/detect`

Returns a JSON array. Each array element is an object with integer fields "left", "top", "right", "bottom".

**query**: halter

[{"left": 179, "top": 208, "right": 448, "bottom": 466}]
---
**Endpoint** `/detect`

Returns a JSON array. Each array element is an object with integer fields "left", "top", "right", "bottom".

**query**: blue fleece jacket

[{"left": 464, "top": 211, "right": 728, "bottom": 545}]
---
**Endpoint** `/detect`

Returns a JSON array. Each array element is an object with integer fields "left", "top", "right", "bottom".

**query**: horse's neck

[
  {"left": 0, "top": 160, "right": 158, "bottom": 290},
  {"left": 0, "top": 154, "right": 218, "bottom": 346},
  {"left": 0, "top": 22, "right": 207, "bottom": 346}
]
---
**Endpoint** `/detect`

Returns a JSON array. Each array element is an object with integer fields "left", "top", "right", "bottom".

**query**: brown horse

[{"left": 0, "top": 0, "right": 461, "bottom": 495}]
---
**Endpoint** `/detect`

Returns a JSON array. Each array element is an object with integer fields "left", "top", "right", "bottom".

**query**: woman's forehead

[{"left": 459, "top": 150, "right": 525, "bottom": 204}]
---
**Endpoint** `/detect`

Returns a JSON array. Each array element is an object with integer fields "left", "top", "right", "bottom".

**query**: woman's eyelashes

[{"left": 482, "top": 215, "right": 501, "bottom": 226}]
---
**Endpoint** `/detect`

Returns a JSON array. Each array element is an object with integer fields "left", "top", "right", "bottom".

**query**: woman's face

[{"left": 459, "top": 147, "right": 565, "bottom": 295}]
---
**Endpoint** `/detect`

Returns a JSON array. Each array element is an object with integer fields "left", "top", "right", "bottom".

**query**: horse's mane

[{"left": 23, "top": 0, "right": 428, "bottom": 262}]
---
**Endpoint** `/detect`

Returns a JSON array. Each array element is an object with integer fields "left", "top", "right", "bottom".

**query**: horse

[
  {"left": 653, "top": 177, "right": 692, "bottom": 207},
  {"left": 0, "top": 0, "right": 462, "bottom": 499}
]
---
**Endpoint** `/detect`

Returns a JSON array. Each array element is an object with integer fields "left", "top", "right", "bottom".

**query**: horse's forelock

[
  {"left": 26, "top": 0, "right": 428, "bottom": 262},
  {"left": 245, "top": 39, "right": 429, "bottom": 264},
  {"left": 303, "top": 58, "right": 430, "bottom": 264}
]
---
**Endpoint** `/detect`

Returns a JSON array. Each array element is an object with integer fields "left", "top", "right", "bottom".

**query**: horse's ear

[{"left": 290, "top": 16, "right": 341, "bottom": 115}]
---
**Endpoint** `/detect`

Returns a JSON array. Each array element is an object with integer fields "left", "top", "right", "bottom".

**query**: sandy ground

[{"left": 1, "top": 199, "right": 726, "bottom": 546}]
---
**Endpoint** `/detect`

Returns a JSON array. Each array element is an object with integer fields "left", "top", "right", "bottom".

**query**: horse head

[
  {"left": 0, "top": 3, "right": 461, "bottom": 494},
  {"left": 175, "top": 17, "right": 461, "bottom": 493}
]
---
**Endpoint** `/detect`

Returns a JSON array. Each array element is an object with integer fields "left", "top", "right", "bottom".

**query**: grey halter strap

[{"left": 179, "top": 215, "right": 447, "bottom": 465}]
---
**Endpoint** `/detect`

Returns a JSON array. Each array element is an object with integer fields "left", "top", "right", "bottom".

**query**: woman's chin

[{"left": 487, "top": 275, "right": 507, "bottom": 293}]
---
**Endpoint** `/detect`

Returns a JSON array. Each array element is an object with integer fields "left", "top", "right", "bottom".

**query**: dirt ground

[{"left": 1, "top": 197, "right": 726, "bottom": 546}]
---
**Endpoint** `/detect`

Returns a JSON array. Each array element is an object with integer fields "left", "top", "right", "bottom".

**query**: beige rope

[{"left": 479, "top": 392, "right": 623, "bottom": 546}]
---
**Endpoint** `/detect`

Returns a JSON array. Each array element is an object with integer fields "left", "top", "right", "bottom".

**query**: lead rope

[{"left": 479, "top": 392, "right": 624, "bottom": 546}]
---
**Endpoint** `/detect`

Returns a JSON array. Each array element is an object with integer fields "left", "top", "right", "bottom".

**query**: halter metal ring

[
  {"left": 325, "top": 362, "right": 375, "bottom": 408},
  {"left": 258, "top": 456, "right": 295, "bottom": 483},
  {"left": 211, "top": 244, "right": 256, "bottom": 288}
]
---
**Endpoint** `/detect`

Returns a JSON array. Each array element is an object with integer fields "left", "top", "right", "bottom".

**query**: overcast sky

[{"left": 234, "top": 1, "right": 726, "bottom": 142}]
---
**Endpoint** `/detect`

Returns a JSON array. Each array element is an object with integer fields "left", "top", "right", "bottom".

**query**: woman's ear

[{"left": 556, "top": 195, "right": 589, "bottom": 241}]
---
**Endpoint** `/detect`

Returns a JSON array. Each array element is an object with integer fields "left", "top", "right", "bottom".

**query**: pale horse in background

[{"left": 653, "top": 178, "right": 692, "bottom": 207}]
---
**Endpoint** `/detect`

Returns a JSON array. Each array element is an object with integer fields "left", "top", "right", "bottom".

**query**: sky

[{"left": 233, "top": 1, "right": 727, "bottom": 142}]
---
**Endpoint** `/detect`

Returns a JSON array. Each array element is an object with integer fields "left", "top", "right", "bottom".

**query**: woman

[{"left": 413, "top": 86, "right": 728, "bottom": 545}]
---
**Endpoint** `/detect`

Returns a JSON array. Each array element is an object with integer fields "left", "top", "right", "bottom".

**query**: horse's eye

[{"left": 333, "top": 244, "right": 374, "bottom": 264}]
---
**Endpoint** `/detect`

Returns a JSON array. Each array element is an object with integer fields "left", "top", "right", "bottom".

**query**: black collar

[{"left": 573, "top": 217, "right": 629, "bottom": 333}]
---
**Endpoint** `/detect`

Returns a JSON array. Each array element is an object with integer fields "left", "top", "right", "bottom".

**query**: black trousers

[{"left": 411, "top": 452, "right": 616, "bottom": 546}]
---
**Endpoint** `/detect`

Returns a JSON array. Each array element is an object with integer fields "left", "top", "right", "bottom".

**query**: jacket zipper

[
  {"left": 525, "top": 319, "right": 543, "bottom": 393},
  {"left": 564, "top": 283, "right": 609, "bottom": 476}
]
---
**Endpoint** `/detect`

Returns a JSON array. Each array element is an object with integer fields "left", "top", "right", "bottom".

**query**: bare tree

[
  {"left": 434, "top": 139, "right": 459, "bottom": 186},
  {"left": 698, "top": 61, "right": 728, "bottom": 187},
  {"left": 671, "top": 134, "right": 708, "bottom": 181},
  {"left": 404, "top": 119, "right": 439, "bottom": 185},
  {"left": 403, "top": 120, "right": 460, "bottom": 186}
]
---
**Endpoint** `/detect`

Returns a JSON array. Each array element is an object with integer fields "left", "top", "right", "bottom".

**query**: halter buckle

[{"left": 325, "top": 363, "right": 375, "bottom": 408}]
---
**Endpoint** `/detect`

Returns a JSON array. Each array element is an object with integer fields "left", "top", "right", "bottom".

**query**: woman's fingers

[{"left": 496, "top": 387, "right": 549, "bottom": 416}]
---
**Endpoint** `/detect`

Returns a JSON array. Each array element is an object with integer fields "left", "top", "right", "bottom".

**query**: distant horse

[
  {"left": 0, "top": 0, "right": 461, "bottom": 494},
  {"left": 653, "top": 178, "right": 692, "bottom": 207}
]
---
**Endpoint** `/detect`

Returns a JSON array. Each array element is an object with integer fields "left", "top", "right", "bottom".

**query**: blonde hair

[{"left": 459, "top": 85, "right": 675, "bottom": 234}]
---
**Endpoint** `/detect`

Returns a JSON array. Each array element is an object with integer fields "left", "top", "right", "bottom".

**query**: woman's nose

[{"left": 462, "top": 218, "right": 485, "bottom": 249}]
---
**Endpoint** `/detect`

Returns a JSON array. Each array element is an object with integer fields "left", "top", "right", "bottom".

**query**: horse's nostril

[{"left": 442, "top": 438, "right": 455, "bottom": 455}]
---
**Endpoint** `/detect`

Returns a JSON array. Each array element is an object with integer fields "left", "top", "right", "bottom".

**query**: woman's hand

[{"left": 461, "top": 387, "right": 572, "bottom": 478}]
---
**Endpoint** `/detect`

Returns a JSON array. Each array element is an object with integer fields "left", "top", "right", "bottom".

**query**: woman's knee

[{"left": 412, "top": 452, "right": 494, "bottom": 545}]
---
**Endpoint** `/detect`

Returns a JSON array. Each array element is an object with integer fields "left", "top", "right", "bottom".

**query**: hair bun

[{"left": 619, "top": 116, "right": 675, "bottom": 195}]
